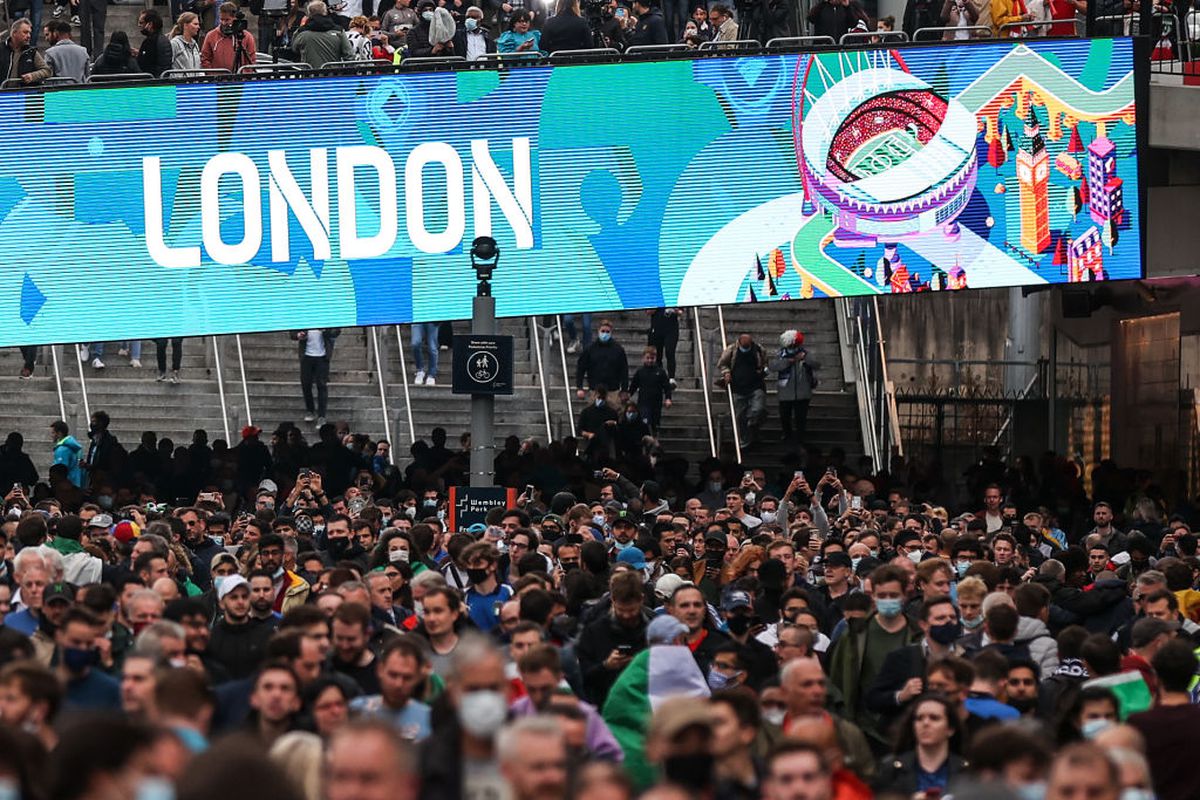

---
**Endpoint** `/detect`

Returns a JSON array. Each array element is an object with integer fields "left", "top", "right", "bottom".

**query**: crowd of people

[
  {"left": 0, "top": 373, "right": 1194, "bottom": 800},
  {"left": 0, "top": 0, "right": 1169, "bottom": 88}
]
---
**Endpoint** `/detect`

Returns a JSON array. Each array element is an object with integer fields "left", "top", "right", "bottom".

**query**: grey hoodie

[{"left": 1015, "top": 616, "right": 1059, "bottom": 680}]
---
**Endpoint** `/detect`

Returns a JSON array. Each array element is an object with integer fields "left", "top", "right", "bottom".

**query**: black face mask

[
  {"left": 726, "top": 615, "right": 753, "bottom": 636},
  {"left": 662, "top": 754, "right": 714, "bottom": 792},
  {"left": 1009, "top": 696, "right": 1037, "bottom": 713},
  {"left": 466, "top": 567, "right": 490, "bottom": 585},
  {"left": 705, "top": 549, "right": 725, "bottom": 564},
  {"left": 560, "top": 560, "right": 580, "bottom": 571}
]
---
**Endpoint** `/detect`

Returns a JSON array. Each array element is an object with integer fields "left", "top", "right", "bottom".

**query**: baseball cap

[
  {"left": 241, "top": 425, "right": 262, "bottom": 439},
  {"left": 823, "top": 552, "right": 853, "bottom": 569},
  {"left": 43, "top": 582, "right": 76, "bottom": 606},
  {"left": 649, "top": 696, "right": 714, "bottom": 741},
  {"left": 87, "top": 513, "right": 113, "bottom": 529},
  {"left": 210, "top": 552, "right": 239, "bottom": 572},
  {"left": 704, "top": 529, "right": 727, "bottom": 545},
  {"left": 1131, "top": 616, "right": 1180, "bottom": 648},
  {"left": 216, "top": 574, "right": 250, "bottom": 601},
  {"left": 646, "top": 614, "right": 688, "bottom": 645},
  {"left": 612, "top": 511, "right": 637, "bottom": 528},
  {"left": 616, "top": 546, "right": 646, "bottom": 570},
  {"left": 654, "top": 573, "right": 688, "bottom": 601},
  {"left": 258, "top": 479, "right": 278, "bottom": 495},
  {"left": 466, "top": 523, "right": 488, "bottom": 536},
  {"left": 603, "top": 500, "right": 625, "bottom": 513},
  {"left": 720, "top": 588, "right": 752, "bottom": 613}
]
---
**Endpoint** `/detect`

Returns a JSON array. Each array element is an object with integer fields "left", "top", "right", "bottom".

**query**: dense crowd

[{"left": 0, "top": 374, "right": 1192, "bottom": 800}]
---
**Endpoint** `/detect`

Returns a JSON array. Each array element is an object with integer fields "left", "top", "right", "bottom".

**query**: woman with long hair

[
  {"left": 875, "top": 693, "right": 968, "bottom": 796},
  {"left": 91, "top": 31, "right": 140, "bottom": 74},
  {"left": 169, "top": 12, "right": 202, "bottom": 73},
  {"left": 722, "top": 544, "right": 765, "bottom": 584}
]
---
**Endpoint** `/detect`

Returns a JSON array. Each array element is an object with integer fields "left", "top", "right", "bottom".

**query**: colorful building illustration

[
  {"left": 1068, "top": 225, "right": 1104, "bottom": 281},
  {"left": 1088, "top": 136, "right": 1125, "bottom": 225},
  {"left": 1016, "top": 103, "right": 1051, "bottom": 253}
]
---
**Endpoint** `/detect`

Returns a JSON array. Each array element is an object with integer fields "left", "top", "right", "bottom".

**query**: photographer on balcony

[
  {"left": 201, "top": 2, "right": 257, "bottom": 72},
  {"left": 540, "top": 0, "right": 591, "bottom": 52}
]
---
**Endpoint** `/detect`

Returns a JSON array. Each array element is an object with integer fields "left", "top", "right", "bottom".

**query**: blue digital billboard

[{"left": 0, "top": 37, "right": 1141, "bottom": 345}]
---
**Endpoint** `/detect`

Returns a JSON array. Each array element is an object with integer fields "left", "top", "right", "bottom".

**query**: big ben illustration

[{"left": 1016, "top": 103, "right": 1050, "bottom": 254}]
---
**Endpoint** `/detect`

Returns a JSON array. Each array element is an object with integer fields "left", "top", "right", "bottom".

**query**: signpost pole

[{"left": 471, "top": 291, "right": 496, "bottom": 488}]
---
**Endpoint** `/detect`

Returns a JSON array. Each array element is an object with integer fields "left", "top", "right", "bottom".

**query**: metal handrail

[
  {"left": 528, "top": 317, "right": 554, "bottom": 443},
  {"left": 321, "top": 58, "right": 393, "bottom": 70},
  {"left": 74, "top": 345, "right": 91, "bottom": 424},
  {"left": 477, "top": 52, "right": 542, "bottom": 64},
  {"left": 625, "top": 44, "right": 691, "bottom": 55},
  {"left": 698, "top": 38, "right": 762, "bottom": 50},
  {"left": 211, "top": 336, "right": 232, "bottom": 444},
  {"left": 44, "top": 76, "right": 80, "bottom": 85},
  {"left": 911, "top": 25, "right": 991, "bottom": 41},
  {"left": 548, "top": 48, "right": 621, "bottom": 61},
  {"left": 393, "top": 325, "right": 416, "bottom": 446},
  {"left": 85, "top": 72, "right": 155, "bottom": 83},
  {"left": 161, "top": 68, "right": 230, "bottom": 79},
  {"left": 692, "top": 309, "right": 717, "bottom": 458},
  {"left": 998, "top": 19, "right": 1057, "bottom": 37},
  {"left": 839, "top": 31, "right": 909, "bottom": 45},
  {"left": 238, "top": 63, "right": 310, "bottom": 74},
  {"left": 714, "top": 305, "right": 741, "bottom": 463},
  {"left": 235, "top": 334, "right": 252, "bottom": 429},
  {"left": 400, "top": 55, "right": 467, "bottom": 66},
  {"left": 766, "top": 35, "right": 836, "bottom": 48},
  {"left": 369, "top": 327, "right": 394, "bottom": 463},
  {"left": 554, "top": 316, "right": 577, "bottom": 439}
]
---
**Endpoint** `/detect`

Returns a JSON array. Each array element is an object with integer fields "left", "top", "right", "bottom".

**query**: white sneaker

[
  {"left": 425, "top": 375, "right": 436, "bottom": 386},
  {"left": 130, "top": 358, "right": 141, "bottom": 369},
  {"left": 414, "top": 370, "right": 426, "bottom": 386},
  {"left": 91, "top": 357, "right": 105, "bottom": 369},
  {"left": 117, "top": 347, "right": 128, "bottom": 357},
  {"left": 78, "top": 345, "right": 89, "bottom": 362},
  {"left": 669, "top": 378, "right": 678, "bottom": 389},
  {"left": 566, "top": 341, "right": 579, "bottom": 354},
  {"left": 170, "top": 371, "right": 180, "bottom": 384},
  {"left": 303, "top": 413, "right": 316, "bottom": 422},
  {"left": 317, "top": 416, "right": 326, "bottom": 426},
  {"left": 156, "top": 372, "right": 166, "bottom": 382}
]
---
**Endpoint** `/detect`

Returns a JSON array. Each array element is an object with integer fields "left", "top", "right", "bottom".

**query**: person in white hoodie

[
  {"left": 1013, "top": 581, "right": 1060, "bottom": 680},
  {"left": 45, "top": 515, "right": 102, "bottom": 587}
]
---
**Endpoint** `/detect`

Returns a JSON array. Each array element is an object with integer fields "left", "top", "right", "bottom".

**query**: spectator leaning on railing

[{"left": 0, "top": 19, "right": 51, "bottom": 86}]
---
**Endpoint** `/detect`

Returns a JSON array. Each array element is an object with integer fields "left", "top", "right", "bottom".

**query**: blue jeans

[
  {"left": 412, "top": 323, "right": 439, "bottom": 377},
  {"left": 563, "top": 314, "right": 591, "bottom": 346},
  {"left": 122, "top": 341, "right": 142, "bottom": 359}
]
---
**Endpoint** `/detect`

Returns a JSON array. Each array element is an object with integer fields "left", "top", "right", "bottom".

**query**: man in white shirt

[{"left": 291, "top": 328, "right": 339, "bottom": 426}]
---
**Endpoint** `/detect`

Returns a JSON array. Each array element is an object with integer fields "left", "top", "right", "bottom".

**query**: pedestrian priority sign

[{"left": 452, "top": 335, "right": 514, "bottom": 395}]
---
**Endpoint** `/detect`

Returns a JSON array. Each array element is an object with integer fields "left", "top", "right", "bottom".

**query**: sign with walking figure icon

[{"left": 452, "top": 335, "right": 514, "bottom": 395}]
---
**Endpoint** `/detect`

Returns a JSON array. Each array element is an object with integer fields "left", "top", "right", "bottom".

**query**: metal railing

[
  {"left": 840, "top": 296, "right": 901, "bottom": 472},
  {"left": 839, "top": 31, "right": 908, "bottom": 46},
  {"left": 766, "top": 35, "right": 836, "bottom": 48},
  {"left": 911, "top": 25, "right": 992, "bottom": 41},
  {"left": 698, "top": 39, "right": 762, "bottom": 51}
]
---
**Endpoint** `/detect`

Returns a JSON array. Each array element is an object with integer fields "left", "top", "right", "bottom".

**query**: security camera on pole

[{"left": 452, "top": 237, "right": 513, "bottom": 489}]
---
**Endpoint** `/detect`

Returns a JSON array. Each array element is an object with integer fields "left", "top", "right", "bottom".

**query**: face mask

[
  {"left": 955, "top": 560, "right": 970, "bottom": 577},
  {"left": 962, "top": 615, "right": 984, "bottom": 630},
  {"left": 465, "top": 16, "right": 478, "bottom": 29},
  {"left": 595, "top": 399, "right": 605, "bottom": 407},
  {"left": 738, "top": 345, "right": 750, "bottom": 353},
  {"left": 422, "top": 499, "right": 438, "bottom": 511},
  {"left": 1015, "top": 783, "right": 1046, "bottom": 800},
  {"left": 458, "top": 690, "right": 507, "bottom": 738},
  {"left": 744, "top": 491, "right": 756, "bottom": 505},
  {"left": 928, "top": 620, "right": 961, "bottom": 645},
  {"left": 762, "top": 707, "right": 786, "bottom": 727},
  {"left": 907, "top": 550, "right": 923, "bottom": 565},
  {"left": 662, "top": 754, "right": 714, "bottom": 793},
  {"left": 726, "top": 615, "right": 752, "bottom": 636},
  {"left": 875, "top": 598, "right": 903, "bottom": 618},
  {"left": 97, "top": 495, "right": 113, "bottom": 509},
  {"left": 708, "top": 481, "right": 723, "bottom": 493},
  {"left": 413, "top": 600, "right": 424, "bottom": 616},
  {"left": 598, "top": 332, "right": 612, "bottom": 342},
  {"left": 760, "top": 511, "right": 776, "bottom": 525},
  {"left": 404, "top": 506, "right": 416, "bottom": 519},
  {"left": 1009, "top": 696, "right": 1037, "bottom": 714},
  {"left": 328, "top": 537, "right": 349, "bottom": 556},
  {"left": 1120, "top": 790, "right": 1155, "bottom": 800},
  {"left": 1081, "top": 718, "right": 1112, "bottom": 739},
  {"left": 592, "top": 514, "right": 606, "bottom": 528},
  {"left": 851, "top": 556, "right": 862, "bottom": 571},
  {"left": 269, "top": 566, "right": 284, "bottom": 581},
  {"left": 466, "top": 567, "right": 490, "bottom": 585},
  {"left": 421, "top": 10, "right": 433, "bottom": 19},
  {"left": 389, "top": 548, "right": 410, "bottom": 564},
  {"left": 707, "top": 669, "right": 740, "bottom": 690},
  {"left": 168, "top": 656, "right": 188, "bottom": 669},
  {"left": 625, "top": 412, "right": 638, "bottom": 421},
  {"left": 313, "top": 524, "right": 326, "bottom": 535},
  {"left": 62, "top": 646, "right": 98, "bottom": 673},
  {"left": 869, "top": 549, "right": 879, "bottom": 559}
]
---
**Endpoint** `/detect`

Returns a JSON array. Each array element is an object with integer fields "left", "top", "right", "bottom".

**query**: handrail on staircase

[{"left": 839, "top": 297, "right": 902, "bottom": 473}]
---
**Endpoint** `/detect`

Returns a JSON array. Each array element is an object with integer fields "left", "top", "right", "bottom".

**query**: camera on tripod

[
  {"left": 221, "top": 10, "right": 249, "bottom": 35},
  {"left": 581, "top": 0, "right": 610, "bottom": 21}
]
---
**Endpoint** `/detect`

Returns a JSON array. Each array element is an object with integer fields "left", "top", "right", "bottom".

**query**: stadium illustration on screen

[{"left": 0, "top": 37, "right": 1140, "bottom": 345}]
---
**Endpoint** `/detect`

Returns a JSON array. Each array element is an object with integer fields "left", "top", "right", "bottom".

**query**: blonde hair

[
  {"left": 171, "top": 11, "right": 198, "bottom": 38},
  {"left": 349, "top": 14, "right": 370, "bottom": 28},
  {"left": 955, "top": 575, "right": 988, "bottom": 603},
  {"left": 269, "top": 731, "right": 324, "bottom": 800}
]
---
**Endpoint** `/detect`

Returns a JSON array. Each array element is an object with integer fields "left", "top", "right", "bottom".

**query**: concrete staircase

[{"left": 0, "top": 297, "right": 864, "bottom": 479}]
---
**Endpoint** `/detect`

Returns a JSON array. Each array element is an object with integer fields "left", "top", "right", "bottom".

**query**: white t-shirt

[{"left": 304, "top": 329, "right": 326, "bottom": 357}]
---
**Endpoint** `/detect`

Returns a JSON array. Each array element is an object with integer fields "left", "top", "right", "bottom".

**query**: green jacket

[{"left": 827, "top": 613, "right": 920, "bottom": 743}]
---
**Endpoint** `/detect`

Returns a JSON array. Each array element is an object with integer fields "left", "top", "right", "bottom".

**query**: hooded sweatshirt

[{"left": 53, "top": 436, "right": 84, "bottom": 487}]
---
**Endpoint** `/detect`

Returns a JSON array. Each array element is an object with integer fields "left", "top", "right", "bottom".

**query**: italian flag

[{"left": 601, "top": 646, "right": 710, "bottom": 789}]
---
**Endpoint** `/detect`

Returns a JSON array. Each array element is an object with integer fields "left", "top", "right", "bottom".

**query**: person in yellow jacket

[
  {"left": 255, "top": 533, "right": 312, "bottom": 614},
  {"left": 991, "top": 0, "right": 1032, "bottom": 35}
]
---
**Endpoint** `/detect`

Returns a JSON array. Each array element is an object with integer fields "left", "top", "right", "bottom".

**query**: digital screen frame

[{"left": 0, "top": 37, "right": 1143, "bottom": 346}]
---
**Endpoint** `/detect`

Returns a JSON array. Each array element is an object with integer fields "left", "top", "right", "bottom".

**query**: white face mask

[
  {"left": 760, "top": 510, "right": 776, "bottom": 525},
  {"left": 907, "top": 550, "right": 923, "bottom": 565},
  {"left": 458, "top": 690, "right": 507, "bottom": 738},
  {"left": 389, "top": 548, "right": 409, "bottom": 564},
  {"left": 762, "top": 707, "right": 786, "bottom": 727}
]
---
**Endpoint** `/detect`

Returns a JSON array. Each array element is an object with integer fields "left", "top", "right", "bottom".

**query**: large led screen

[{"left": 0, "top": 37, "right": 1140, "bottom": 345}]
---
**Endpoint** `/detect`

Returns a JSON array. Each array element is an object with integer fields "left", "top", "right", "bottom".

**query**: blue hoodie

[{"left": 53, "top": 435, "right": 83, "bottom": 487}]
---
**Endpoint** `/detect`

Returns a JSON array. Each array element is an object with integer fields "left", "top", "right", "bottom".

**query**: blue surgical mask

[
  {"left": 738, "top": 345, "right": 750, "bottom": 353},
  {"left": 851, "top": 556, "right": 861, "bottom": 571},
  {"left": 707, "top": 669, "right": 739, "bottom": 690},
  {"left": 1081, "top": 718, "right": 1113, "bottom": 739},
  {"left": 962, "top": 615, "right": 983, "bottom": 630},
  {"left": 875, "top": 598, "right": 903, "bottom": 618},
  {"left": 421, "top": 10, "right": 433, "bottom": 19},
  {"left": 599, "top": 331, "right": 612, "bottom": 342},
  {"left": 1015, "top": 783, "right": 1046, "bottom": 800},
  {"left": 1120, "top": 790, "right": 1155, "bottom": 800},
  {"left": 465, "top": 16, "right": 478, "bottom": 29},
  {"left": 592, "top": 514, "right": 606, "bottom": 528},
  {"left": 955, "top": 560, "right": 970, "bottom": 577}
]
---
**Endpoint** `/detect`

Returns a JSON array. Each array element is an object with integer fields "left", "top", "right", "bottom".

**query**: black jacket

[
  {"left": 875, "top": 751, "right": 969, "bottom": 795},
  {"left": 452, "top": 26, "right": 497, "bottom": 58},
  {"left": 291, "top": 327, "right": 340, "bottom": 359},
  {"left": 407, "top": 21, "right": 458, "bottom": 57},
  {"left": 627, "top": 9, "right": 668, "bottom": 45},
  {"left": 629, "top": 364, "right": 672, "bottom": 404},
  {"left": 208, "top": 617, "right": 274, "bottom": 680},
  {"left": 806, "top": 0, "right": 868, "bottom": 39},
  {"left": 539, "top": 12, "right": 592, "bottom": 52},
  {"left": 137, "top": 32, "right": 173, "bottom": 77},
  {"left": 864, "top": 642, "right": 928, "bottom": 737},
  {"left": 576, "top": 340, "right": 629, "bottom": 392},
  {"left": 575, "top": 610, "right": 651, "bottom": 706},
  {"left": 1033, "top": 574, "right": 1132, "bottom": 634}
]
